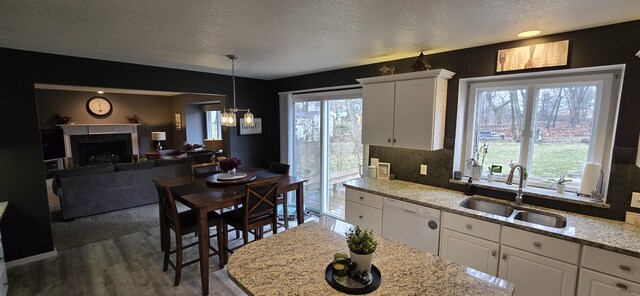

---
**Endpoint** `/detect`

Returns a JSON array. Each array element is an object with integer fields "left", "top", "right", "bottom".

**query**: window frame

[
  {"left": 205, "top": 110, "right": 222, "bottom": 140},
  {"left": 454, "top": 65, "right": 624, "bottom": 201}
]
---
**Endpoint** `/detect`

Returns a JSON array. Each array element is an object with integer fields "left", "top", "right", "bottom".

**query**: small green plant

[
  {"left": 487, "top": 165, "right": 501, "bottom": 175},
  {"left": 550, "top": 175, "right": 572, "bottom": 185},
  {"left": 345, "top": 226, "right": 378, "bottom": 255}
]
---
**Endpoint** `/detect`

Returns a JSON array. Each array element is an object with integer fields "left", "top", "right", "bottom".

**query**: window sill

[{"left": 449, "top": 178, "right": 610, "bottom": 209}]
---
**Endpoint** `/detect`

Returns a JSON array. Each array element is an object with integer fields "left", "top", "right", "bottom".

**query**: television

[{"left": 41, "top": 129, "right": 65, "bottom": 160}]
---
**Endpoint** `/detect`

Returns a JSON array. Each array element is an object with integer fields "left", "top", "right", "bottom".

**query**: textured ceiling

[{"left": 1, "top": 0, "right": 639, "bottom": 80}]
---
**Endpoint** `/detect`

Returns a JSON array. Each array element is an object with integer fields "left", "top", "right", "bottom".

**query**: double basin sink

[{"left": 460, "top": 197, "right": 567, "bottom": 228}]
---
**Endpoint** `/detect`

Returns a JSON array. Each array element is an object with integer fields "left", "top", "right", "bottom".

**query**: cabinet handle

[
  {"left": 465, "top": 224, "right": 473, "bottom": 230},
  {"left": 358, "top": 215, "right": 363, "bottom": 219},
  {"left": 533, "top": 241, "right": 542, "bottom": 248},
  {"left": 616, "top": 283, "right": 628, "bottom": 290},
  {"left": 403, "top": 209, "right": 417, "bottom": 214},
  {"left": 619, "top": 265, "right": 632, "bottom": 272},
  {"left": 393, "top": 139, "right": 397, "bottom": 143},
  {"left": 387, "top": 138, "right": 391, "bottom": 143},
  {"left": 502, "top": 254, "right": 507, "bottom": 260},
  {"left": 359, "top": 196, "right": 364, "bottom": 200},
  {"left": 491, "top": 250, "right": 497, "bottom": 257}
]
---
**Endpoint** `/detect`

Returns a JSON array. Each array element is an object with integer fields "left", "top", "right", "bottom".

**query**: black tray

[{"left": 324, "top": 264, "right": 382, "bottom": 295}]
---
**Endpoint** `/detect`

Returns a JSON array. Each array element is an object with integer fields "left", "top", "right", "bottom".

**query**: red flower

[{"left": 219, "top": 157, "right": 242, "bottom": 171}]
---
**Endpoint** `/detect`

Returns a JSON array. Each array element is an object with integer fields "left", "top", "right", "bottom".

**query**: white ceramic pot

[
  {"left": 471, "top": 166, "right": 482, "bottom": 181},
  {"left": 522, "top": 179, "right": 527, "bottom": 188},
  {"left": 487, "top": 174, "right": 494, "bottom": 182},
  {"left": 350, "top": 251, "right": 373, "bottom": 273},
  {"left": 556, "top": 184, "right": 565, "bottom": 194}
]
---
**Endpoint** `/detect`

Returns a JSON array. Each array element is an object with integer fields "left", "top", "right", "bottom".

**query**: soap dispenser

[{"left": 464, "top": 177, "right": 475, "bottom": 196}]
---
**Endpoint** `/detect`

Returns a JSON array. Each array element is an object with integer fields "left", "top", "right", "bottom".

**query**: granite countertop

[
  {"left": 0, "top": 202, "right": 7, "bottom": 219},
  {"left": 227, "top": 218, "right": 514, "bottom": 296},
  {"left": 344, "top": 178, "right": 640, "bottom": 257}
]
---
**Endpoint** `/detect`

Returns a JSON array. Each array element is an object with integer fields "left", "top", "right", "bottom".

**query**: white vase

[
  {"left": 556, "top": 184, "right": 565, "bottom": 194},
  {"left": 350, "top": 251, "right": 373, "bottom": 273},
  {"left": 487, "top": 174, "right": 494, "bottom": 182},
  {"left": 471, "top": 166, "right": 482, "bottom": 181}
]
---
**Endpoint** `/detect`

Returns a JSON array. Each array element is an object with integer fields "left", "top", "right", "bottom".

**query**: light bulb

[
  {"left": 244, "top": 110, "right": 254, "bottom": 126},
  {"left": 227, "top": 113, "right": 236, "bottom": 126},
  {"left": 221, "top": 111, "right": 228, "bottom": 125}
]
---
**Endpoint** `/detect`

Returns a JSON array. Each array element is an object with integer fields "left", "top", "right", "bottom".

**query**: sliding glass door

[{"left": 292, "top": 90, "right": 362, "bottom": 220}]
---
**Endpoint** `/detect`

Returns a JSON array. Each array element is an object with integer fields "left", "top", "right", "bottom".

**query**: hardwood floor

[{"left": 8, "top": 216, "right": 318, "bottom": 295}]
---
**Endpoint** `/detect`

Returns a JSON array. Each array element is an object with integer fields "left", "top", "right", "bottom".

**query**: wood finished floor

[{"left": 8, "top": 216, "right": 317, "bottom": 296}]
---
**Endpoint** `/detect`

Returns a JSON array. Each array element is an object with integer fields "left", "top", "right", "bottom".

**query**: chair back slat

[
  {"left": 155, "top": 184, "right": 181, "bottom": 230},
  {"left": 191, "top": 162, "right": 220, "bottom": 177},
  {"left": 244, "top": 179, "right": 279, "bottom": 221},
  {"left": 269, "top": 162, "right": 290, "bottom": 175}
]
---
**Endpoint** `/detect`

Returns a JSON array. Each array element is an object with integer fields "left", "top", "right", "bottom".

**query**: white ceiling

[{"left": 1, "top": 0, "right": 639, "bottom": 80}]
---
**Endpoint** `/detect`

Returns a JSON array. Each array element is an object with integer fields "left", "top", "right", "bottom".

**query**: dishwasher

[{"left": 382, "top": 198, "right": 441, "bottom": 255}]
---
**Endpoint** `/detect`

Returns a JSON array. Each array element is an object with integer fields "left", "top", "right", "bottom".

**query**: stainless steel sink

[
  {"left": 460, "top": 198, "right": 515, "bottom": 217},
  {"left": 513, "top": 211, "right": 567, "bottom": 228},
  {"left": 460, "top": 197, "right": 567, "bottom": 228}
]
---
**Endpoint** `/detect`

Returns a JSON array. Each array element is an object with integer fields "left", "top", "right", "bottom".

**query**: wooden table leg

[
  {"left": 197, "top": 207, "right": 209, "bottom": 295},
  {"left": 296, "top": 183, "right": 305, "bottom": 225}
]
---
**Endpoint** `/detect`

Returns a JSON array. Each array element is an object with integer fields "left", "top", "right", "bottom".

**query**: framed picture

[
  {"left": 377, "top": 162, "right": 391, "bottom": 180},
  {"left": 496, "top": 40, "right": 569, "bottom": 73},
  {"left": 175, "top": 113, "right": 182, "bottom": 131},
  {"left": 239, "top": 118, "right": 262, "bottom": 135}
]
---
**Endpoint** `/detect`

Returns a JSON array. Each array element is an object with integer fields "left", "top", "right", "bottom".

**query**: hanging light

[{"left": 221, "top": 55, "right": 254, "bottom": 127}]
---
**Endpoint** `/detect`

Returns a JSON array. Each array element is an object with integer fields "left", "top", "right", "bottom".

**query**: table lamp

[{"left": 151, "top": 132, "right": 166, "bottom": 151}]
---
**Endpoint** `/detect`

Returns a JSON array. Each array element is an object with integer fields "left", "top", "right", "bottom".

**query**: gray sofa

[{"left": 52, "top": 159, "right": 192, "bottom": 220}]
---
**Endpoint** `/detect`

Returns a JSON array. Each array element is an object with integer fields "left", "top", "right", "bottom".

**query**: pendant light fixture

[{"left": 221, "top": 55, "right": 254, "bottom": 127}]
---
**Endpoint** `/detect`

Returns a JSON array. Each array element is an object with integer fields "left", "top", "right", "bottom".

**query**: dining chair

[
  {"left": 269, "top": 162, "right": 291, "bottom": 229},
  {"left": 191, "top": 162, "right": 220, "bottom": 177},
  {"left": 155, "top": 183, "right": 223, "bottom": 286},
  {"left": 220, "top": 178, "right": 279, "bottom": 264}
]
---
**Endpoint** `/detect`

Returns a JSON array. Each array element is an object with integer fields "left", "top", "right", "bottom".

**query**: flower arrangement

[
  {"left": 346, "top": 225, "right": 378, "bottom": 255},
  {"left": 468, "top": 142, "right": 489, "bottom": 168},
  {"left": 219, "top": 157, "right": 242, "bottom": 172},
  {"left": 126, "top": 114, "right": 140, "bottom": 124}
]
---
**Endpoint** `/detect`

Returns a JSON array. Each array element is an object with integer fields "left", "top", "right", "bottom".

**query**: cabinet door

[
  {"left": 499, "top": 245, "right": 577, "bottom": 296},
  {"left": 439, "top": 229, "right": 499, "bottom": 276},
  {"left": 393, "top": 78, "right": 439, "bottom": 150},
  {"left": 362, "top": 82, "right": 395, "bottom": 147},
  {"left": 577, "top": 269, "right": 640, "bottom": 296},
  {"left": 345, "top": 201, "right": 382, "bottom": 233}
]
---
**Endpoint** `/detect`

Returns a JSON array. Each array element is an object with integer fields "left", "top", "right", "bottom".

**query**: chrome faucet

[{"left": 506, "top": 164, "right": 526, "bottom": 206}]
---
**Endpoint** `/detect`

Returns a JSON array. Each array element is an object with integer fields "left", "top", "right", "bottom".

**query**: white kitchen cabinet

[
  {"left": 440, "top": 228, "right": 499, "bottom": 275},
  {"left": 578, "top": 245, "right": 640, "bottom": 295},
  {"left": 499, "top": 226, "right": 580, "bottom": 296},
  {"left": 345, "top": 188, "right": 383, "bottom": 233},
  {"left": 439, "top": 212, "right": 501, "bottom": 276},
  {"left": 358, "top": 69, "right": 454, "bottom": 150}
]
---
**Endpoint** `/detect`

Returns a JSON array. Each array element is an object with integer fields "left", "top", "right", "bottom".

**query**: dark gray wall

[
  {"left": 0, "top": 47, "right": 278, "bottom": 261},
  {"left": 274, "top": 20, "right": 640, "bottom": 221}
]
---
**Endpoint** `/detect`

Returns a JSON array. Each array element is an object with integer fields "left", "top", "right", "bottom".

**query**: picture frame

[
  {"left": 496, "top": 40, "right": 569, "bottom": 73},
  {"left": 175, "top": 113, "right": 182, "bottom": 131},
  {"left": 377, "top": 162, "right": 391, "bottom": 180},
  {"left": 239, "top": 118, "right": 262, "bottom": 135}
]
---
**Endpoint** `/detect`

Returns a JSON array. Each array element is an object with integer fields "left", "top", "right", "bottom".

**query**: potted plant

[
  {"left": 486, "top": 165, "right": 501, "bottom": 182},
  {"left": 346, "top": 226, "right": 378, "bottom": 273},
  {"left": 219, "top": 157, "right": 242, "bottom": 174},
  {"left": 468, "top": 143, "right": 488, "bottom": 180},
  {"left": 550, "top": 175, "right": 572, "bottom": 194}
]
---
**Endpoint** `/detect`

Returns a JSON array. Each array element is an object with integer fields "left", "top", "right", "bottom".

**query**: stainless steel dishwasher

[{"left": 382, "top": 198, "right": 441, "bottom": 255}]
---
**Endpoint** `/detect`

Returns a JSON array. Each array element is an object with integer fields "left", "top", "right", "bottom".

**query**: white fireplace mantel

[{"left": 56, "top": 123, "right": 141, "bottom": 159}]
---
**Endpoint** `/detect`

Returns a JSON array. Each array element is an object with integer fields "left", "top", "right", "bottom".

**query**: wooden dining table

[{"left": 153, "top": 169, "right": 307, "bottom": 296}]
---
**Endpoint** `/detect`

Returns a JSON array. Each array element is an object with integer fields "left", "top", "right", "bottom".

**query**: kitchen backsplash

[{"left": 369, "top": 146, "right": 454, "bottom": 189}]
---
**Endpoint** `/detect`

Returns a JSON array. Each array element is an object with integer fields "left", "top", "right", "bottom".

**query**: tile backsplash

[{"left": 369, "top": 146, "right": 454, "bottom": 188}]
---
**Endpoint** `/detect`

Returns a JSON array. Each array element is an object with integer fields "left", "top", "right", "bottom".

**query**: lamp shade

[{"left": 151, "top": 132, "right": 166, "bottom": 141}]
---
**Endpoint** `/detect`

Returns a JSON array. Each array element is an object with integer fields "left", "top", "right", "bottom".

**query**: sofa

[
  {"left": 52, "top": 158, "right": 193, "bottom": 220},
  {"left": 158, "top": 149, "right": 215, "bottom": 164}
]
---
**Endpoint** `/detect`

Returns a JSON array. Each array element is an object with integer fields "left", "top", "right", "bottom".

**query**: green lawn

[{"left": 482, "top": 142, "right": 588, "bottom": 179}]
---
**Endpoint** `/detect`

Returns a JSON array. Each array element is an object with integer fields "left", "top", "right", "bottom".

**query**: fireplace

[
  {"left": 57, "top": 124, "right": 140, "bottom": 168},
  {"left": 71, "top": 134, "right": 133, "bottom": 166}
]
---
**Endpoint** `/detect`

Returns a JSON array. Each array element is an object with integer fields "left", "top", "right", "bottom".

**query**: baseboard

[{"left": 6, "top": 249, "right": 58, "bottom": 268}]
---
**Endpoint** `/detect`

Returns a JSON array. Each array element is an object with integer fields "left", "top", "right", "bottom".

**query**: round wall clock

[{"left": 86, "top": 96, "right": 112, "bottom": 117}]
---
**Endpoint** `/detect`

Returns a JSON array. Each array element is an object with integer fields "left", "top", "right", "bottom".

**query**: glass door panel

[
  {"left": 326, "top": 99, "right": 363, "bottom": 219},
  {"left": 293, "top": 101, "right": 322, "bottom": 212}
]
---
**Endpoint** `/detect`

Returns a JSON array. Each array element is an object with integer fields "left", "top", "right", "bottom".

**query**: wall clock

[{"left": 86, "top": 96, "right": 112, "bottom": 117}]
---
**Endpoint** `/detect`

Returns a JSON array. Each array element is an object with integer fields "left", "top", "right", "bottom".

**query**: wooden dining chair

[
  {"left": 155, "top": 183, "right": 223, "bottom": 286},
  {"left": 269, "top": 162, "right": 291, "bottom": 229},
  {"left": 191, "top": 162, "right": 220, "bottom": 177},
  {"left": 221, "top": 178, "right": 279, "bottom": 264}
]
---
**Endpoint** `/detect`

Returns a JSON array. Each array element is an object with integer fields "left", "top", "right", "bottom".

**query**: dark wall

[
  {"left": 35, "top": 89, "right": 175, "bottom": 155},
  {"left": 0, "top": 47, "right": 278, "bottom": 261},
  {"left": 274, "top": 20, "right": 640, "bottom": 221}
]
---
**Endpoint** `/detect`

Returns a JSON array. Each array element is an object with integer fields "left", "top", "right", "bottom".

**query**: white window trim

[
  {"left": 454, "top": 65, "right": 625, "bottom": 202},
  {"left": 205, "top": 111, "right": 222, "bottom": 140}
]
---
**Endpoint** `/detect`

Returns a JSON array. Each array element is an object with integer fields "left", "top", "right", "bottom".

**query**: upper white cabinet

[{"left": 357, "top": 69, "right": 454, "bottom": 150}]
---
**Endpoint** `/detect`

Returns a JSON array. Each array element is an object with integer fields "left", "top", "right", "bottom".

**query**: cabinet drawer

[
  {"left": 442, "top": 212, "right": 501, "bottom": 243},
  {"left": 345, "top": 201, "right": 382, "bottom": 233},
  {"left": 501, "top": 227, "right": 580, "bottom": 264},
  {"left": 345, "top": 188, "right": 383, "bottom": 209},
  {"left": 577, "top": 268, "right": 640, "bottom": 296},
  {"left": 582, "top": 246, "right": 640, "bottom": 283}
]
